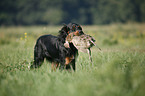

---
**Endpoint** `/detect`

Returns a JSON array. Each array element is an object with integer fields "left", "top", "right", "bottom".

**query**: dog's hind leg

[
  {"left": 31, "top": 44, "right": 44, "bottom": 69},
  {"left": 32, "top": 56, "right": 44, "bottom": 68}
]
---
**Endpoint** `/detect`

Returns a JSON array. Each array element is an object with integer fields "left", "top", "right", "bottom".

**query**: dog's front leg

[{"left": 51, "top": 62, "right": 59, "bottom": 71}]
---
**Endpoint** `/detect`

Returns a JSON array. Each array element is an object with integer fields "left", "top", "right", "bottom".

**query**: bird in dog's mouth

[{"left": 64, "top": 32, "right": 101, "bottom": 63}]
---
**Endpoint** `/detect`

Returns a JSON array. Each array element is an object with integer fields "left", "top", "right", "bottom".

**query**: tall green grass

[{"left": 0, "top": 24, "right": 145, "bottom": 96}]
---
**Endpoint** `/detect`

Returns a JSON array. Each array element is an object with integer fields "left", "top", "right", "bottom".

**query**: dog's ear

[{"left": 61, "top": 24, "right": 70, "bottom": 33}]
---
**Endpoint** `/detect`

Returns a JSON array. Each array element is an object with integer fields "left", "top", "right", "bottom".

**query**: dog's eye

[
  {"left": 73, "top": 26, "right": 75, "bottom": 28},
  {"left": 72, "top": 26, "right": 76, "bottom": 31},
  {"left": 77, "top": 26, "right": 82, "bottom": 30}
]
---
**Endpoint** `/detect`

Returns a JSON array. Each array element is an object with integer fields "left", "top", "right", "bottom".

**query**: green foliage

[
  {"left": 0, "top": 0, "right": 145, "bottom": 25},
  {"left": 43, "top": 8, "right": 63, "bottom": 25},
  {"left": 0, "top": 24, "right": 145, "bottom": 96}
]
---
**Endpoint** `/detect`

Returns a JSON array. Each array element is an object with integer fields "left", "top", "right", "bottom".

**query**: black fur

[{"left": 31, "top": 23, "right": 83, "bottom": 71}]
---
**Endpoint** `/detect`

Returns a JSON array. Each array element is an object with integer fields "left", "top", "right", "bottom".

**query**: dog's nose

[{"left": 73, "top": 30, "right": 84, "bottom": 36}]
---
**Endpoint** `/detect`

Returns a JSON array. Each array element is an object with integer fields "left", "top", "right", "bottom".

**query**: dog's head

[
  {"left": 58, "top": 23, "right": 84, "bottom": 44},
  {"left": 64, "top": 23, "right": 84, "bottom": 48},
  {"left": 67, "top": 23, "right": 84, "bottom": 36}
]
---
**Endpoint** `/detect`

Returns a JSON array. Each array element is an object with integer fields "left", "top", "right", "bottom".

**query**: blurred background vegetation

[{"left": 0, "top": 0, "right": 145, "bottom": 25}]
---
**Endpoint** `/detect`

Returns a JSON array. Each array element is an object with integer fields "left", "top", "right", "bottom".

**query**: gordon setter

[{"left": 30, "top": 23, "right": 84, "bottom": 71}]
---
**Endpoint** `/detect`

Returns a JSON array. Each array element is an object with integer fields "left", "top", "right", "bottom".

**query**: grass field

[{"left": 0, "top": 24, "right": 145, "bottom": 96}]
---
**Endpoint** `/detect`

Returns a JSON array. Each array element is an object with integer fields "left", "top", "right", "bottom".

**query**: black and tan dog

[{"left": 30, "top": 23, "right": 84, "bottom": 71}]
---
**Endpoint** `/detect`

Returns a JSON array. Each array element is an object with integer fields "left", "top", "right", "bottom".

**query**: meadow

[{"left": 0, "top": 24, "right": 145, "bottom": 96}]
